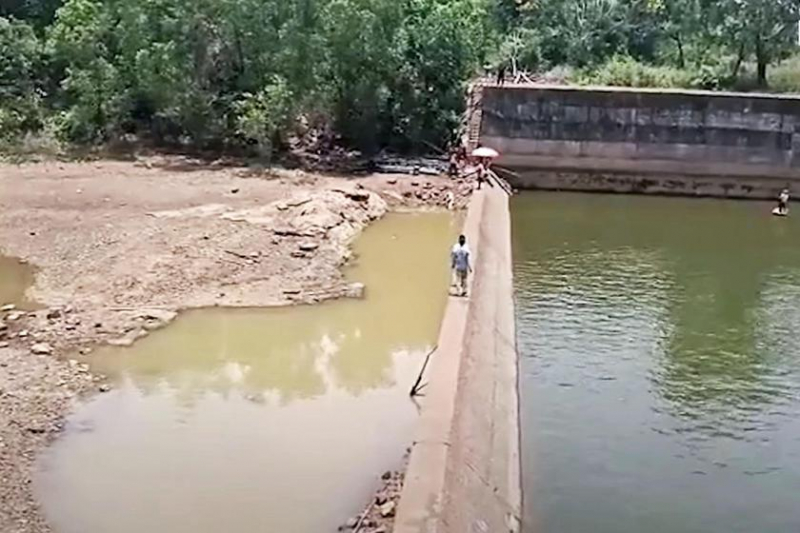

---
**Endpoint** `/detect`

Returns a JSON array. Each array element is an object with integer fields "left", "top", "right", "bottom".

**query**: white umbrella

[{"left": 471, "top": 146, "right": 499, "bottom": 159}]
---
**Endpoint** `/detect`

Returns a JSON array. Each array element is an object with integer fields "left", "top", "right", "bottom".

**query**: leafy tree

[{"left": 0, "top": 16, "right": 44, "bottom": 138}]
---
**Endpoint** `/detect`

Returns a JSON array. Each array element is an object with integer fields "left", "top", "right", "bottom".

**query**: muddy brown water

[
  {"left": 0, "top": 255, "right": 35, "bottom": 308},
  {"left": 35, "top": 212, "right": 457, "bottom": 533}
]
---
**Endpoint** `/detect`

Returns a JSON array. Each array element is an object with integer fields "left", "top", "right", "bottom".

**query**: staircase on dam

[{"left": 464, "top": 83, "right": 484, "bottom": 150}]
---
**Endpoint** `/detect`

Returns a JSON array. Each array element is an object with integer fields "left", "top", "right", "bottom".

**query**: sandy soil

[{"left": 0, "top": 156, "right": 472, "bottom": 533}]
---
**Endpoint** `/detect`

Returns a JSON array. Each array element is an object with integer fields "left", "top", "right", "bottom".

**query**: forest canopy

[{"left": 2, "top": 0, "right": 800, "bottom": 155}]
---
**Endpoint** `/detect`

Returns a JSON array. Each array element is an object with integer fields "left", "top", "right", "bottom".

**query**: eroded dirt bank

[{"left": 0, "top": 156, "right": 471, "bottom": 533}]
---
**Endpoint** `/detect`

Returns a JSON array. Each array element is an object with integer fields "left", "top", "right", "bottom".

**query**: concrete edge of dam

[{"left": 394, "top": 187, "right": 522, "bottom": 533}]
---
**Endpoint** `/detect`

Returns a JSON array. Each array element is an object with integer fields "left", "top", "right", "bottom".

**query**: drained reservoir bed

[
  {"left": 514, "top": 193, "right": 800, "bottom": 533},
  {"left": 35, "top": 212, "right": 457, "bottom": 533}
]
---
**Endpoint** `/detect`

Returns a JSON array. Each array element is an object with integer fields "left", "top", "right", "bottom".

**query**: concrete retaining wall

[
  {"left": 480, "top": 84, "right": 800, "bottom": 197},
  {"left": 394, "top": 188, "right": 521, "bottom": 533}
]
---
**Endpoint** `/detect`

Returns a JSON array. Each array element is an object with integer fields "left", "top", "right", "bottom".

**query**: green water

[
  {"left": 35, "top": 212, "right": 458, "bottom": 533},
  {"left": 513, "top": 193, "right": 800, "bottom": 533}
]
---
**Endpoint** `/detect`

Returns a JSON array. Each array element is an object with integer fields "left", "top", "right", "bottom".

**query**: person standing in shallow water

[
  {"left": 778, "top": 188, "right": 790, "bottom": 215},
  {"left": 451, "top": 234, "right": 472, "bottom": 297}
]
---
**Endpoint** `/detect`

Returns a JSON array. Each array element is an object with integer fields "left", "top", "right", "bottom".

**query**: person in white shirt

[
  {"left": 778, "top": 188, "right": 790, "bottom": 215},
  {"left": 451, "top": 234, "right": 472, "bottom": 297}
]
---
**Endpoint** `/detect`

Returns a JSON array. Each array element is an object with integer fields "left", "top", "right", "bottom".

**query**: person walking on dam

[{"left": 451, "top": 234, "right": 472, "bottom": 297}]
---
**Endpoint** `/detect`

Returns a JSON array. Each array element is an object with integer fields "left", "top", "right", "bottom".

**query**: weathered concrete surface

[
  {"left": 481, "top": 84, "right": 800, "bottom": 197},
  {"left": 394, "top": 187, "right": 521, "bottom": 533}
]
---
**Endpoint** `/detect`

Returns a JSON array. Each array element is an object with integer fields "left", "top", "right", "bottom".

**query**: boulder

[{"left": 31, "top": 343, "right": 53, "bottom": 355}]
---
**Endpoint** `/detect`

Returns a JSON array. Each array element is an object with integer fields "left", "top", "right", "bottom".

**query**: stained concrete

[
  {"left": 394, "top": 188, "right": 521, "bottom": 533},
  {"left": 480, "top": 84, "right": 800, "bottom": 197}
]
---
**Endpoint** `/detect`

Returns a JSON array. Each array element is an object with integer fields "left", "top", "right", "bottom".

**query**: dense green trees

[{"left": 1, "top": 0, "right": 800, "bottom": 155}]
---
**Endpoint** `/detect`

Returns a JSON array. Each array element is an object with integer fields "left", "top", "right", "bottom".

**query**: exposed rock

[
  {"left": 379, "top": 501, "right": 396, "bottom": 518},
  {"left": 6, "top": 312, "right": 23, "bottom": 322},
  {"left": 0, "top": 304, "right": 15, "bottom": 312},
  {"left": 30, "top": 343, "right": 53, "bottom": 355},
  {"left": 137, "top": 309, "right": 178, "bottom": 324},
  {"left": 298, "top": 242, "right": 320, "bottom": 252},
  {"left": 345, "top": 282, "right": 366, "bottom": 299},
  {"left": 107, "top": 328, "right": 148, "bottom": 347}
]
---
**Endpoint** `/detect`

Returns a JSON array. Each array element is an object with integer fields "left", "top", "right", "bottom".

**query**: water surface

[
  {"left": 0, "top": 255, "right": 35, "bottom": 308},
  {"left": 36, "top": 212, "right": 457, "bottom": 533},
  {"left": 514, "top": 193, "right": 800, "bottom": 533}
]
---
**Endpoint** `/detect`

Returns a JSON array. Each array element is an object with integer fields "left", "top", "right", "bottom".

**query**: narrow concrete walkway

[{"left": 395, "top": 187, "right": 522, "bottom": 533}]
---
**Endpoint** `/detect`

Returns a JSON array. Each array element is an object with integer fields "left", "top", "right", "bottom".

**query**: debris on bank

[{"left": 341, "top": 451, "right": 409, "bottom": 533}]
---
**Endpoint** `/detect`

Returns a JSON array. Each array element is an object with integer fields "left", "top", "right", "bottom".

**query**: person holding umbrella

[{"left": 471, "top": 145, "right": 500, "bottom": 189}]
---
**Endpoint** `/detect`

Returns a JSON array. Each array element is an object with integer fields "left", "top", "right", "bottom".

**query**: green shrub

[
  {"left": 579, "top": 56, "right": 693, "bottom": 89},
  {"left": 768, "top": 55, "right": 800, "bottom": 93}
]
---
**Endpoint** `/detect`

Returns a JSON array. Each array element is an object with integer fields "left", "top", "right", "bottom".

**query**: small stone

[
  {"left": 291, "top": 251, "right": 307, "bottom": 259},
  {"left": 94, "top": 322, "right": 103, "bottom": 328},
  {"left": 410, "top": 181, "right": 419, "bottom": 187},
  {"left": 99, "top": 384, "right": 111, "bottom": 393},
  {"left": 379, "top": 501, "right": 396, "bottom": 518},
  {"left": 65, "top": 324, "right": 77, "bottom": 331},
  {"left": 46, "top": 309, "right": 62, "bottom": 320},
  {"left": 381, "top": 471, "right": 392, "bottom": 481},
  {"left": 79, "top": 347, "right": 92, "bottom": 356},
  {"left": 6, "top": 312, "right": 23, "bottom": 321},
  {"left": 345, "top": 517, "right": 358, "bottom": 529},
  {"left": 345, "top": 283, "right": 365, "bottom": 299},
  {"left": 299, "top": 242, "right": 319, "bottom": 252},
  {"left": 0, "top": 341, "right": 9, "bottom": 349},
  {"left": 231, "top": 188, "right": 240, "bottom": 194},
  {"left": 18, "top": 330, "right": 29, "bottom": 339},
  {"left": 374, "top": 527, "right": 387, "bottom": 533},
  {"left": 375, "top": 493, "right": 388, "bottom": 505},
  {"left": 31, "top": 343, "right": 53, "bottom": 355},
  {"left": 0, "top": 321, "right": 6, "bottom": 335},
  {"left": 0, "top": 304, "right": 15, "bottom": 312},
  {"left": 387, "top": 178, "right": 397, "bottom": 185}
]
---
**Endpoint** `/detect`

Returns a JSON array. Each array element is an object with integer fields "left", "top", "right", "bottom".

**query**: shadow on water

[
  {"left": 35, "top": 212, "right": 459, "bottom": 533},
  {"left": 513, "top": 192, "right": 800, "bottom": 533}
]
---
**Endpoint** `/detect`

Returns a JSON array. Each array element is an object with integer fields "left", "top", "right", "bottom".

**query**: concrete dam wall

[
  {"left": 480, "top": 84, "right": 800, "bottom": 197},
  {"left": 395, "top": 187, "right": 521, "bottom": 533}
]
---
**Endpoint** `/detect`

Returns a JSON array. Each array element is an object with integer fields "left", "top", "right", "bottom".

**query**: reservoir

[
  {"left": 35, "top": 212, "right": 457, "bottom": 533},
  {"left": 513, "top": 193, "right": 800, "bottom": 533}
]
